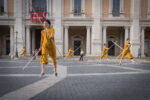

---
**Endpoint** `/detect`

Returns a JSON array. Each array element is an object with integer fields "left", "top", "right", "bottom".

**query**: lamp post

[{"left": 15, "top": 31, "right": 18, "bottom": 57}]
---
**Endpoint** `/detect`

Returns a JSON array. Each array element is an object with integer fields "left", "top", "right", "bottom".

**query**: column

[
  {"left": 53, "top": 0, "right": 63, "bottom": 56},
  {"left": 120, "top": 0, "right": 124, "bottom": 13},
  {"left": 65, "top": 26, "right": 69, "bottom": 55},
  {"left": 22, "top": 26, "right": 26, "bottom": 47},
  {"left": 26, "top": 26, "right": 31, "bottom": 56},
  {"left": 70, "top": 0, "right": 74, "bottom": 17},
  {"left": 10, "top": 26, "right": 14, "bottom": 59},
  {"left": 14, "top": 0, "right": 23, "bottom": 53},
  {"left": 141, "top": 27, "right": 145, "bottom": 57},
  {"left": 120, "top": 31, "right": 124, "bottom": 48},
  {"left": 82, "top": 0, "right": 85, "bottom": 17},
  {"left": 130, "top": 0, "right": 140, "bottom": 57},
  {"left": 47, "top": 0, "right": 52, "bottom": 17},
  {"left": 148, "top": 0, "right": 150, "bottom": 18},
  {"left": 103, "top": 26, "right": 107, "bottom": 44},
  {"left": 4, "top": 0, "right": 8, "bottom": 16},
  {"left": 109, "top": 0, "right": 113, "bottom": 17},
  {"left": 86, "top": 26, "right": 91, "bottom": 55},
  {"left": 92, "top": 0, "right": 102, "bottom": 55},
  {"left": 124, "top": 27, "right": 129, "bottom": 43}
]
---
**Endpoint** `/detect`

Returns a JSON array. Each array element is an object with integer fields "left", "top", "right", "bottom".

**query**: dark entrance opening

[
  {"left": 35, "top": 29, "right": 42, "bottom": 55},
  {"left": 74, "top": 40, "right": 81, "bottom": 56},
  {"left": 6, "top": 40, "right": 10, "bottom": 55},
  {"left": 108, "top": 41, "right": 115, "bottom": 56}
]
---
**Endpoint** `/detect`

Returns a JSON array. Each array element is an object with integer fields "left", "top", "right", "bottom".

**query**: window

[
  {"left": 32, "top": 0, "right": 46, "bottom": 11},
  {"left": 0, "top": 0, "right": 4, "bottom": 14},
  {"left": 112, "top": 0, "right": 120, "bottom": 16},
  {"left": 74, "top": 0, "right": 81, "bottom": 14}
]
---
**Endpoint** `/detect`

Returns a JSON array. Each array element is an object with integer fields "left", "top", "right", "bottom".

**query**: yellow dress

[
  {"left": 120, "top": 42, "right": 134, "bottom": 60},
  {"left": 100, "top": 46, "right": 108, "bottom": 59},
  {"left": 66, "top": 49, "right": 73, "bottom": 58},
  {"left": 19, "top": 48, "right": 26, "bottom": 57},
  {"left": 40, "top": 28, "right": 56, "bottom": 65}
]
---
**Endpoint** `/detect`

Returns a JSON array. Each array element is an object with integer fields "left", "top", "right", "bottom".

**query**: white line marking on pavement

[
  {"left": 0, "top": 74, "right": 49, "bottom": 77},
  {"left": 0, "top": 65, "right": 67, "bottom": 100},
  {"left": 0, "top": 66, "right": 52, "bottom": 69},
  {"left": 68, "top": 71, "right": 150, "bottom": 77},
  {"left": 67, "top": 63, "right": 150, "bottom": 72},
  {"left": 97, "top": 64, "right": 149, "bottom": 72}
]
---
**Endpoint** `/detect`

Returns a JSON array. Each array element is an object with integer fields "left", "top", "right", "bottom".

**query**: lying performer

[
  {"left": 36, "top": 20, "right": 57, "bottom": 77},
  {"left": 120, "top": 38, "right": 135, "bottom": 65},
  {"left": 100, "top": 43, "right": 109, "bottom": 60},
  {"left": 19, "top": 47, "right": 26, "bottom": 57},
  {"left": 66, "top": 48, "right": 73, "bottom": 58}
]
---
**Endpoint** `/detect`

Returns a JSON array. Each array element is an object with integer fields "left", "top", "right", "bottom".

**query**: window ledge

[
  {"left": 147, "top": 13, "right": 150, "bottom": 18},
  {"left": 108, "top": 13, "right": 124, "bottom": 18},
  {"left": 0, "top": 12, "right": 8, "bottom": 17}
]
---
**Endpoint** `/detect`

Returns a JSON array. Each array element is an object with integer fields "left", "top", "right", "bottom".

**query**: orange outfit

[
  {"left": 19, "top": 48, "right": 26, "bottom": 57},
  {"left": 66, "top": 49, "right": 73, "bottom": 58},
  {"left": 100, "top": 46, "right": 108, "bottom": 59},
  {"left": 40, "top": 28, "right": 56, "bottom": 65},
  {"left": 120, "top": 42, "right": 134, "bottom": 60}
]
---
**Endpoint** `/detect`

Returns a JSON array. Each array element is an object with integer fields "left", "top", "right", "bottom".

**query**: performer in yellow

[
  {"left": 19, "top": 47, "right": 26, "bottom": 57},
  {"left": 36, "top": 20, "right": 57, "bottom": 77},
  {"left": 100, "top": 43, "right": 109, "bottom": 60},
  {"left": 66, "top": 48, "right": 73, "bottom": 58},
  {"left": 119, "top": 38, "right": 135, "bottom": 65}
]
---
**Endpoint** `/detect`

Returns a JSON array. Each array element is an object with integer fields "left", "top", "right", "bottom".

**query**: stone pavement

[{"left": 0, "top": 57, "right": 150, "bottom": 100}]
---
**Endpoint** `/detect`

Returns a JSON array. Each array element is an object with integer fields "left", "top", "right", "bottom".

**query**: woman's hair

[
  {"left": 126, "top": 38, "right": 130, "bottom": 41},
  {"left": 45, "top": 19, "right": 51, "bottom": 26}
]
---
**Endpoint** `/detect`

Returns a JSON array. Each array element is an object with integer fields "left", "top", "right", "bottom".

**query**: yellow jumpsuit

[
  {"left": 120, "top": 42, "right": 134, "bottom": 60},
  {"left": 66, "top": 49, "right": 73, "bottom": 58},
  {"left": 40, "top": 28, "right": 56, "bottom": 65},
  {"left": 100, "top": 46, "right": 108, "bottom": 59},
  {"left": 19, "top": 48, "right": 26, "bottom": 57}
]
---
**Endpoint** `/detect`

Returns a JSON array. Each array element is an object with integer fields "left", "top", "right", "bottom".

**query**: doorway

[
  {"left": 108, "top": 41, "right": 115, "bottom": 56},
  {"left": 6, "top": 40, "right": 10, "bottom": 55},
  {"left": 73, "top": 40, "right": 81, "bottom": 55}
]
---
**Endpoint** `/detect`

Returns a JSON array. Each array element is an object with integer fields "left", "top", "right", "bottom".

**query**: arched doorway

[
  {"left": 108, "top": 36, "right": 115, "bottom": 56},
  {"left": 5, "top": 35, "right": 10, "bottom": 55},
  {"left": 73, "top": 35, "right": 82, "bottom": 56}
]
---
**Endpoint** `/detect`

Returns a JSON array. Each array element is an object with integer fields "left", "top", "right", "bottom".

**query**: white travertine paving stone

[
  {"left": 68, "top": 71, "right": 150, "bottom": 77},
  {"left": 98, "top": 64, "right": 150, "bottom": 72},
  {"left": 0, "top": 65, "right": 67, "bottom": 100}
]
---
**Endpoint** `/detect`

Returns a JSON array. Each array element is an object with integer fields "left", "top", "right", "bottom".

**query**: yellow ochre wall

[
  {"left": 102, "top": 0, "right": 131, "bottom": 18},
  {"left": 7, "top": 0, "right": 14, "bottom": 16},
  {"left": 141, "top": 0, "right": 148, "bottom": 18},
  {"left": 102, "top": 0, "right": 109, "bottom": 18},
  {"left": 64, "top": 0, "right": 70, "bottom": 17},
  {"left": 85, "top": 0, "right": 92, "bottom": 17},
  {"left": 124, "top": 0, "right": 130, "bottom": 18}
]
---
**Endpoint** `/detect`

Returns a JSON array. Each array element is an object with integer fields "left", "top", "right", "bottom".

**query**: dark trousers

[
  {"left": 79, "top": 54, "right": 84, "bottom": 61},
  {"left": 138, "top": 54, "right": 141, "bottom": 59}
]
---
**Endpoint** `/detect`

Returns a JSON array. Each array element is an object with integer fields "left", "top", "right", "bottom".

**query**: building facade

[{"left": 0, "top": 0, "right": 150, "bottom": 58}]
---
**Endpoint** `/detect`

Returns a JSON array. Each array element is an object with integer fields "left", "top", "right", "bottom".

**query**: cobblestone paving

[{"left": 0, "top": 58, "right": 150, "bottom": 100}]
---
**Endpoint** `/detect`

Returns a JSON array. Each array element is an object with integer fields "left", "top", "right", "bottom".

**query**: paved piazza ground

[{"left": 0, "top": 57, "right": 150, "bottom": 100}]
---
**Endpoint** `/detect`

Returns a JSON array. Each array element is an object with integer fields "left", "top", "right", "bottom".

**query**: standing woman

[{"left": 36, "top": 20, "right": 57, "bottom": 77}]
